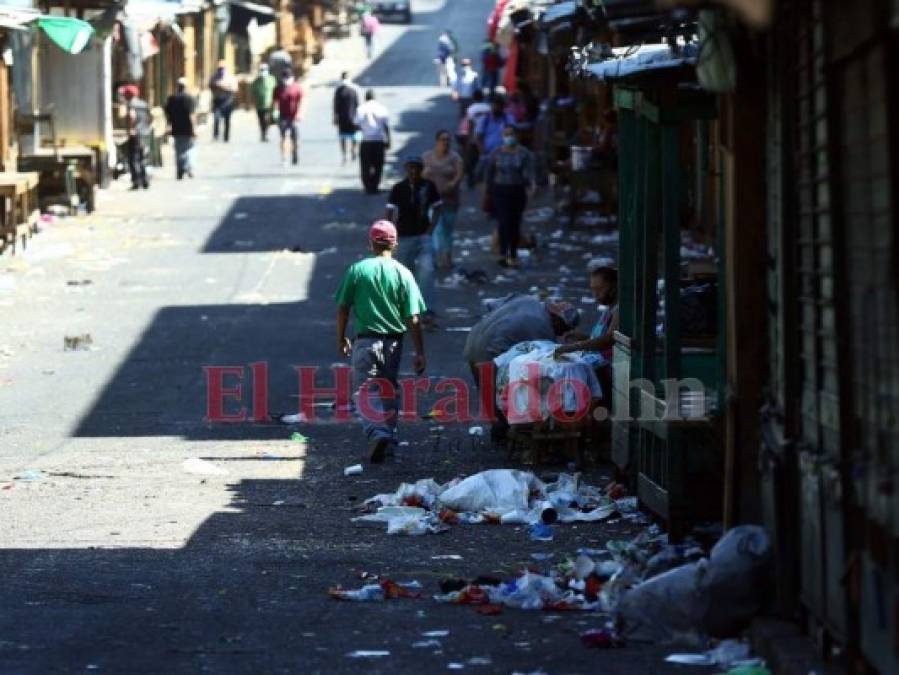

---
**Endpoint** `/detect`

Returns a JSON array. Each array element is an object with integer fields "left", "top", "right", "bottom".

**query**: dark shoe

[
  {"left": 292, "top": 154, "right": 298, "bottom": 165},
  {"left": 129, "top": 184, "right": 140, "bottom": 191},
  {"left": 369, "top": 437, "right": 389, "bottom": 464},
  {"left": 142, "top": 182, "right": 150, "bottom": 190}
]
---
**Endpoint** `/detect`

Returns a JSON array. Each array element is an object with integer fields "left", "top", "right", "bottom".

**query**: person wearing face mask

[{"left": 483, "top": 125, "right": 534, "bottom": 268}]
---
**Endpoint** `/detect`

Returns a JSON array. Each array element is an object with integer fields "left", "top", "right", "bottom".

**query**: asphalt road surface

[{"left": 0, "top": 1, "right": 701, "bottom": 672}]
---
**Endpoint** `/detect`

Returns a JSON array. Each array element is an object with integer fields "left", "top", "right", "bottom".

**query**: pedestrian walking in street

[
  {"left": 386, "top": 156, "right": 441, "bottom": 325},
  {"left": 361, "top": 11, "right": 380, "bottom": 59},
  {"left": 450, "top": 58, "right": 481, "bottom": 119},
  {"left": 462, "top": 90, "right": 490, "bottom": 188},
  {"left": 163, "top": 77, "right": 196, "bottom": 180},
  {"left": 251, "top": 63, "right": 277, "bottom": 141},
  {"left": 119, "top": 84, "right": 151, "bottom": 190},
  {"left": 209, "top": 60, "right": 237, "bottom": 142},
  {"left": 333, "top": 71, "right": 360, "bottom": 164},
  {"left": 355, "top": 89, "right": 391, "bottom": 194},
  {"left": 273, "top": 69, "right": 304, "bottom": 166},
  {"left": 481, "top": 40, "right": 504, "bottom": 94},
  {"left": 475, "top": 93, "right": 516, "bottom": 158},
  {"left": 484, "top": 125, "right": 535, "bottom": 268},
  {"left": 335, "top": 220, "right": 427, "bottom": 463},
  {"left": 422, "top": 131, "right": 463, "bottom": 270},
  {"left": 435, "top": 29, "right": 457, "bottom": 86}
]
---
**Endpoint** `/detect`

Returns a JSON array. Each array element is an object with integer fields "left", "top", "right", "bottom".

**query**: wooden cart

[{"left": 0, "top": 171, "right": 40, "bottom": 255}]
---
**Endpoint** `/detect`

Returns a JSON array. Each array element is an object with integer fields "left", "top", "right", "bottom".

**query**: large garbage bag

[
  {"left": 438, "top": 469, "right": 539, "bottom": 513},
  {"left": 617, "top": 525, "right": 772, "bottom": 644}
]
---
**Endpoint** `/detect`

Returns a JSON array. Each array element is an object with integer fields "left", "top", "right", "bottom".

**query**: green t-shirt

[
  {"left": 334, "top": 255, "right": 426, "bottom": 335},
  {"left": 250, "top": 74, "right": 276, "bottom": 110}
]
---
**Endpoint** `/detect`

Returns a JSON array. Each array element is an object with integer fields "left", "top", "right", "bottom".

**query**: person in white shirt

[
  {"left": 354, "top": 89, "right": 392, "bottom": 194},
  {"left": 451, "top": 58, "right": 482, "bottom": 118}
]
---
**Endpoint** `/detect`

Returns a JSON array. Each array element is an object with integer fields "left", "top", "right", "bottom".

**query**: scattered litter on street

[
  {"left": 329, "top": 577, "right": 422, "bottom": 602},
  {"left": 665, "top": 654, "right": 713, "bottom": 665},
  {"left": 422, "top": 630, "right": 450, "bottom": 637},
  {"left": 344, "top": 464, "right": 363, "bottom": 476},
  {"left": 346, "top": 650, "right": 390, "bottom": 658},
  {"left": 528, "top": 523, "right": 554, "bottom": 542},
  {"left": 290, "top": 432, "right": 309, "bottom": 443},
  {"left": 181, "top": 458, "right": 227, "bottom": 476},
  {"left": 468, "top": 426, "right": 484, "bottom": 436},
  {"left": 412, "top": 639, "right": 441, "bottom": 649},
  {"left": 15, "top": 470, "right": 45, "bottom": 481},
  {"left": 64, "top": 334, "right": 93, "bottom": 351},
  {"left": 580, "top": 627, "right": 624, "bottom": 648},
  {"left": 354, "top": 470, "right": 622, "bottom": 535},
  {"left": 432, "top": 555, "right": 463, "bottom": 561},
  {"left": 280, "top": 413, "right": 308, "bottom": 424}
]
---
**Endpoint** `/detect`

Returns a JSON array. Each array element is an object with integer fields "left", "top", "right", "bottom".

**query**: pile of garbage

[
  {"left": 353, "top": 469, "right": 634, "bottom": 535},
  {"left": 328, "top": 524, "right": 772, "bottom": 661},
  {"left": 434, "top": 555, "right": 625, "bottom": 613}
]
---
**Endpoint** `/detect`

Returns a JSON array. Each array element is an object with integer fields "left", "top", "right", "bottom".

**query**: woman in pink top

[{"left": 423, "top": 129, "right": 464, "bottom": 270}]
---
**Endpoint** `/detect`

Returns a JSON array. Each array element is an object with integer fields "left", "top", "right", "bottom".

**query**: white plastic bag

[{"left": 437, "top": 469, "right": 537, "bottom": 513}]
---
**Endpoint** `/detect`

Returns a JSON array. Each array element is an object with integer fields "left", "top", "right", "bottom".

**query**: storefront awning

[
  {"left": 0, "top": 7, "right": 40, "bottom": 32},
  {"left": 228, "top": 0, "right": 276, "bottom": 37},
  {"left": 583, "top": 43, "right": 697, "bottom": 81}
]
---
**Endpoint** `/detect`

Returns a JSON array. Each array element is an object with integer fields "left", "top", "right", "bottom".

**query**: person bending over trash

[
  {"left": 335, "top": 220, "right": 427, "bottom": 463},
  {"left": 465, "top": 296, "right": 580, "bottom": 381},
  {"left": 463, "top": 296, "right": 579, "bottom": 441}
]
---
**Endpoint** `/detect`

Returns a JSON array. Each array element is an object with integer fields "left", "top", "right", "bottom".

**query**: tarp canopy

[
  {"left": 583, "top": 43, "right": 698, "bottom": 81},
  {"left": 228, "top": 0, "right": 277, "bottom": 37},
  {"left": 38, "top": 17, "right": 95, "bottom": 55}
]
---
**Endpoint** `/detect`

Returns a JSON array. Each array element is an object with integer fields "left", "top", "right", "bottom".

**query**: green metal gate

[
  {"left": 828, "top": 2, "right": 899, "bottom": 670},
  {"left": 793, "top": 0, "right": 848, "bottom": 644}
]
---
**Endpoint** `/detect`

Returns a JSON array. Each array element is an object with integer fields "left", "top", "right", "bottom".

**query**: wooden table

[
  {"left": 18, "top": 145, "right": 97, "bottom": 214},
  {"left": 0, "top": 171, "right": 40, "bottom": 255}
]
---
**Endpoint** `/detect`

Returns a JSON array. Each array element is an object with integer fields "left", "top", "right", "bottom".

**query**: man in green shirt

[
  {"left": 250, "top": 63, "right": 276, "bottom": 142},
  {"left": 335, "top": 220, "right": 427, "bottom": 462}
]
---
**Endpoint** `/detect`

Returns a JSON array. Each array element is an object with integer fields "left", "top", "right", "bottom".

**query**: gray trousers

[{"left": 352, "top": 336, "right": 403, "bottom": 443}]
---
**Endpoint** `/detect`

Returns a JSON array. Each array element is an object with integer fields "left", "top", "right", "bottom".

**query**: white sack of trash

[{"left": 352, "top": 469, "right": 631, "bottom": 535}]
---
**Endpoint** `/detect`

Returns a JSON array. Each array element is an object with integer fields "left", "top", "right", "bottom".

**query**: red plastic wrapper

[
  {"left": 438, "top": 508, "right": 460, "bottom": 524},
  {"left": 401, "top": 494, "right": 425, "bottom": 508},
  {"left": 605, "top": 482, "right": 627, "bottom": 499},
  {"left": 580, "top": 628, "right": 623, "bottom": 648},
  {"left": 483, "top": 513, "right": 502, "bottom": 525},
  {"left": 380, "top": 579, "right": 421, "bottom": 599},
  {"left": 454, "top": 585, "right": 489, "bottom": 605},
  {"left": 584, "top": 575, "right": 604, "bottom": 602}
]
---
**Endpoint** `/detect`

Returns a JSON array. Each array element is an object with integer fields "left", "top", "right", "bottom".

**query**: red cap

[
  {"left": 119, "top": 84, "right": 139, "bottom": 99},
  {"left": 369, "top": 220, "right": 397, "bottom": 245}
]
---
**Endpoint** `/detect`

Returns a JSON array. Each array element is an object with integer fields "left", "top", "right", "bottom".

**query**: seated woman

[{"left": 555, "top": 266, "right": 618, "bottom": 408}]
